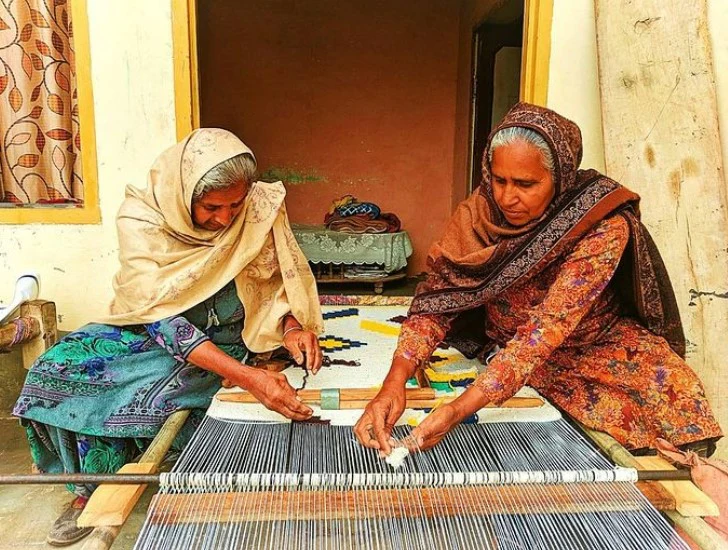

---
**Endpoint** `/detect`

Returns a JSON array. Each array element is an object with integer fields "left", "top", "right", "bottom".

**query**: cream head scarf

[{"left": 98, "top": 128, "right": 323, "bottom": 352}]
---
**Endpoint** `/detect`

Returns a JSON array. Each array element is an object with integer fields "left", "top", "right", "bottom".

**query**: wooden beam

[
  {"left": 147, "top": 484, "right": 642, "bottom": 525},
  {"left": 216, "top": 388, "right": 544, "bottom": 410},
  {"left": 0, "top": 317, "right": 39, "bottom": 351},
  {"left": 76, "top": 463, "right": 157, "bottom": 528},
  {"left": 79, "top": 409, "right": 191, "bottom": 546},
  {"left": 19, "top": 301, "right": 57, "bottom": 368}
]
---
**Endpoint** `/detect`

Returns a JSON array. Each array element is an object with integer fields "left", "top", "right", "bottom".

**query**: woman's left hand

[
  {"left": 402, "top": 403, "right": 461, "bottom": 453},
  {"left": 283, "top": 329, "right": 323, "bottom": 373}
]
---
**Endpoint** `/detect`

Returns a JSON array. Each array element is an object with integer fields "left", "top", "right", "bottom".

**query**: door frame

[
  {"left": 171, "top": 0, "right": 554, "bottom": 144},
  {"left": 172, "top": 0, "right": 199, "bottom": 141},
  {"left": 521, "top": 0, "right": 553, "bottom": 105}
]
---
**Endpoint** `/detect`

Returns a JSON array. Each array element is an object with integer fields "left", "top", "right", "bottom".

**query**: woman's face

[
  {"left": 191, "top": 179, "right": 247, "bottom": 231},
  {"left": 490, "top": 141, "right": 555, "bottom": 226}
]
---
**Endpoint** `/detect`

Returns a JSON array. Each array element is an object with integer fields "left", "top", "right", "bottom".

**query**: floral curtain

[{"left": 0, "top": 0, "right": 82, "bottom": 205}]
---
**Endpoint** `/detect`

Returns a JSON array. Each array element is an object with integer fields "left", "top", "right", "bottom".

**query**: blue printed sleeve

[{"left": 145, "top": 315, "right": 210, "bottom": 361}]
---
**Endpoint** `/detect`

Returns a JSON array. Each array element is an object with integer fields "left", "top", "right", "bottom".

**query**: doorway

[{"left": 469, "top": 7, "right": 524, "bottom": 191}]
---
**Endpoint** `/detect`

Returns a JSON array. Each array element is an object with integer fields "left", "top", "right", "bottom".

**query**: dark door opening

[{"left": 470, "top": 16, "right": 523, "bottom": 191}]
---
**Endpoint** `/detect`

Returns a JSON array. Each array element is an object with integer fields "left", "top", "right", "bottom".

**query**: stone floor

[{"left": 0, "top": 419, "right": 151, "bottom": 549}]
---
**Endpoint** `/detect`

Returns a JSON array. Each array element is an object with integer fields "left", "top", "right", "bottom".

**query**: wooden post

[
  {"left": 19, "top": 300, "right": 58, "bottom": 368},
  {"left": 595, "top": 0, "right": 728, "bottom": 458}
]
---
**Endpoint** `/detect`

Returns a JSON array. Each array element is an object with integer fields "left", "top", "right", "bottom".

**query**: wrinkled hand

[
  {"left": 402, "top": 404, "right": 460, "bottom": 453},
  {"left": 283, "top": 329, "right": 323, "bottom": 373},
  {"left": 353, "top": 383, "right": 406, "bottom": 454},
  {"left": 227, "top": 369, "right": 313, "bottom": 421}
]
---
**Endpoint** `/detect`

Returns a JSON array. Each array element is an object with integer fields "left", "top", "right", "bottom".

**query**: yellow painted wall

[
  {"left": 0, "top": 0, "right": 177, "bottom": 330},
  {"left": 548, "top": 0, "right": 728, "bottom": 456}
]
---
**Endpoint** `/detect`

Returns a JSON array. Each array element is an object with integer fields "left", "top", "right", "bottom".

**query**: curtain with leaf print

[{"left": 0, "top": 0, "right": 82, "bottom": 205}]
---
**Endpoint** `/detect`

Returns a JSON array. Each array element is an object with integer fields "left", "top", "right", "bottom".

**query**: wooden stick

[
  {"left": 79, "top": 409, "right": 191, "bottom": 548},
  {"left": 148, "top": 484, "right": 643, "bottom": 525},
  {"left": 75, "top": 462, "right": 157, "bottom": 528},
  {"left": 0, "top": 316, "right": 39, "bottom": 350},
  {"left": 578, "top": 423, "right": 728, "bottom": 550},
  {"left": 216, "top": 388, "right": 544, "bottom": 409}
]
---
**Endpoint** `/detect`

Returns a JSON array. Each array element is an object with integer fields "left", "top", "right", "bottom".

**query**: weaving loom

[
  {"left": 124, "top": 305, "right": 690, "bottom": 549},
  {"left": 133, "top": 417, "right": 686, "bottom": 549}
]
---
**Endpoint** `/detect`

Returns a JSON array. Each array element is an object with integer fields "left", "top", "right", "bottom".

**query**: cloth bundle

[
  {"left": 655, "top": 438, "right": 728, "bottom": 546},
  {"left": 324, "top": 195, "right": 401, "bottom": 234}
]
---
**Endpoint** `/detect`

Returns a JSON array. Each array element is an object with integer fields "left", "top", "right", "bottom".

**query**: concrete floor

[{"left": 0, "top": 419, "right": 151, "bottom": 549}]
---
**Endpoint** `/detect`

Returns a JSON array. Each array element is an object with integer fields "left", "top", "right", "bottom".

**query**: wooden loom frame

[{"left": 75, "top": 391, "right": 725, "bottom": 550}]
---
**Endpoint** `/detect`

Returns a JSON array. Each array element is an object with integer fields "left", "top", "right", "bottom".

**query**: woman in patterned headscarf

[
  {"left": 355, "top": 103, "right": 722, "bottom": 456},
  {"left": 14, "top": 128, "right": 324, "bottom": 546}
]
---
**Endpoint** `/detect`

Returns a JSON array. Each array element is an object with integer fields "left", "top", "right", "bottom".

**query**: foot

[{"left": 46, "top": 496, "right": 92, "bottom": 547}]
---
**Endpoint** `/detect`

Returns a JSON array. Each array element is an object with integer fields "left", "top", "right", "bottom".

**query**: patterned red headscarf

[{"left": 409, "top": 103, "right": 685, "bottom": 357}]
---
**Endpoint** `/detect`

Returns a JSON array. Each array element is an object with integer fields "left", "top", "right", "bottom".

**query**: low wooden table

[{"left": 292, "top": 225, "right": 413, "bottom": 294}]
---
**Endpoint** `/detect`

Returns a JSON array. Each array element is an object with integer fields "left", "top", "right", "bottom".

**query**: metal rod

[
  {"left": 637, "top": 469, "right": 692, "bottom": 481},
  {"left": 0, "top": 469, "right": 691, "bottom": 485},
  {"left": 0, "top": 474, "right": 161, "bottom": 485}
]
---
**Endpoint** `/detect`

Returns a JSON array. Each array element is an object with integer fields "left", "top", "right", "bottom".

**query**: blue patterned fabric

[{"left": 13, "top": 281, "right": 249, "bottom": 494}]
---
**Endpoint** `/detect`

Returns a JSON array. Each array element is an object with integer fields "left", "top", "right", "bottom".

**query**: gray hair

[
  {"left": 192, "top": 153, "right": 257, "bottom": 201},
  {"left": 487, "top": 126, "right": 555, "bottom": 176}
]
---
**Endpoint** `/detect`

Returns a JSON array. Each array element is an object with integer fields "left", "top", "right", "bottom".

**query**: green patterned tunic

[{"left": 13, "top": 281, "right": 248, "bottom": 496}]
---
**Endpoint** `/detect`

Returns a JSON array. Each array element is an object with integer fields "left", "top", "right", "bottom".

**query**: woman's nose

[
  {"left": 215, "top": 208, "right": 233, "bottom": 226},
  {"left": 501, "top": 184, "right": 519, "bottom": 205}
]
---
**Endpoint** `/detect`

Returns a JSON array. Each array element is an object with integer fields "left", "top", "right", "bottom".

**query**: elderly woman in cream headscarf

[{"left": 13, "top": 128, "right": 323, "bottom": 546}]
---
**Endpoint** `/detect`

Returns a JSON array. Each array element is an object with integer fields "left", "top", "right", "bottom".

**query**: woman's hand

[
  {"left": 283, "top": 329, "right": 323, "bottom": 374},
  {"left": 403, "top": 386, "right": 491, "bottom": 452},
  {"left": 402, "top": 403, "right": 461, "bottom": 452},
  {"left": 188, "top": 340, "right": 312, "bottom": 420},
  {"left": 354, "top": 381, "right": 407, "bottom": 454},
  {"left": 228, "top": 368, "right": 313, "bottom": 421},
  {"left": 353, "top": 356, "right": 417, "bottom": 454}
]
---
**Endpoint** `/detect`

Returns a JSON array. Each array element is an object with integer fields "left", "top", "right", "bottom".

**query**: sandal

[{"left": 46, "top": 496, "right": 92, "bottom": 547}]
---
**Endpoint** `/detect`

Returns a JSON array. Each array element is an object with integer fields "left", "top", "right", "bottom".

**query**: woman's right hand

[
  {"left": 353, "top": 380, "right": 406, "bottom": 454},
  {"left": 228, "top": 368, "right": 313, "bottom": 421}
]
